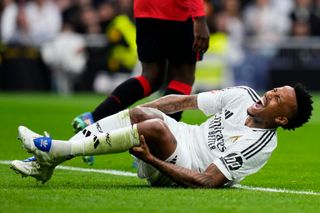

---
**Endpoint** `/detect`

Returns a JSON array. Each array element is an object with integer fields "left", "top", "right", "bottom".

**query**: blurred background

[{"left": 1, "top": 0, "right": 319, "bottom": 94}]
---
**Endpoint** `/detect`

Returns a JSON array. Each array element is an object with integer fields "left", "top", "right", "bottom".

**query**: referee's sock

[
  {"left": 92, "top": 76, "right": 152, "bottom": 121},
  {"left": 164, "top": 80, "right": 192, "bottom": 121}
]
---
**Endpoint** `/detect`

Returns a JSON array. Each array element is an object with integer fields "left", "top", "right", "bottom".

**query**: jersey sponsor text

[{"left": 207, "top": 113, "right": 226, "bottom": 152}]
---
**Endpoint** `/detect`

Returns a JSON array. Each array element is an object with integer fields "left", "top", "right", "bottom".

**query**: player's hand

[
  {"left": 129, "top": 135, "right": 154, "bottom": 163},
  {"left": 192, "top": 16, "right": 209, "bottom": 53}
]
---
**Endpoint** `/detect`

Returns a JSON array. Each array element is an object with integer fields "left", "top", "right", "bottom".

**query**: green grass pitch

[{"left": 0, "top": 92, "right": 319, "bottom": 212}]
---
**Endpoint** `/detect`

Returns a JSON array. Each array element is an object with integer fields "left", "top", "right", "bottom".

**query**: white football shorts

[{"left": 137, "top": 112, "right": 199, "bottom": 186}]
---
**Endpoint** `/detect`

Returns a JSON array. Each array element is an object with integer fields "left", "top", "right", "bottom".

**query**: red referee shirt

[{"left": 134, "top": 0, "right": 205, "bottom": 21}]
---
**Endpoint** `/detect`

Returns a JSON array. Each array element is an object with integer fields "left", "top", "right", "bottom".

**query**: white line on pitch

[
  {"left": 57, "top": 165, "right": 136, "bottom": 177},
  {"left": 233, "top": 184, "right": 320, "bottom": 196},
  {"left": 1, "top": 160, "right": 319, "bottom": 195}
]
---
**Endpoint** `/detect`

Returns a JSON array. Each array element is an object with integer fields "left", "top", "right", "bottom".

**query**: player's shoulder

[
  {"left": 236, "top": 129, "right": 277, "bottom": 162},
  {"left": 230, "top": 86, "right": 260, "bottom": 102},
  {"left": 204, "top": 86, "right": 260, "bottom": 102}
]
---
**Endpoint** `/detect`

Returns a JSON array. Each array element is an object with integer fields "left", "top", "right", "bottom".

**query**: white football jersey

[{"left": 193, "top": 86, "right": 277, "bottom": 184}]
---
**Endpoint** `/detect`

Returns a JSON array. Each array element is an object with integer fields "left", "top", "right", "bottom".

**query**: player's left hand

[
  {"left": 192, "top": 16, "right": 209, "bottom": 53},
  {"left": 129, "top": 135, "right": 154, "bottom": 163}
]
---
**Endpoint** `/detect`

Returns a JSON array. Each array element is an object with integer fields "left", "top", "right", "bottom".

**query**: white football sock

[
  {"left": 70, "top": 124, "right": 140, "bottom": 156},
  {"left": 40, "top": 124, "right": 140, "bottom": 158},
  {"left": 69, "top": 109, "right": 131, "bottom": 141}
]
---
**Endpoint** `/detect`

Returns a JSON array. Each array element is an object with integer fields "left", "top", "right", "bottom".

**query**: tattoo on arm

[{"left": 141, "top": 95, "right": 198, "bottom": 114}]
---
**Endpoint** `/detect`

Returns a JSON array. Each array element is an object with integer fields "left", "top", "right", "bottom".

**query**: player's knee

[
  {"left": 148, "top": 119, "right": 169, "bottom": 136},
  {"left": 130, "top": 107, "right": 146, "bottom": 123},
  {"left": 129, "top": 107, "right": 163, "bottom": 123}
]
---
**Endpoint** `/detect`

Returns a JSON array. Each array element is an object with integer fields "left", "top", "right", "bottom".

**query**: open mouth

[{"left": 254, "top": 96, "right": 266, "bottom": 109}]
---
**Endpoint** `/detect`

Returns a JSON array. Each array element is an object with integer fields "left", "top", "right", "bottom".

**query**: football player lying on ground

[{"left": 11, "top": 84, "right": 313, "bottom": 188}]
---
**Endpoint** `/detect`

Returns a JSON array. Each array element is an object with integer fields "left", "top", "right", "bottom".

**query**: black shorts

[{"left": 136, "top": 18, "right": 200, "bottom": 64}]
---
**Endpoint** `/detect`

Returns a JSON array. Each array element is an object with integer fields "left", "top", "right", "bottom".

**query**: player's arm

[
  {"left": 139, "top": 94, "right": 198, "bottom": 114},
  {"left": 130, "top": 135, "right": 228, "bottom": 188},
  {"left": 148, "top": 158, "right": 227, "bottom": 188}
]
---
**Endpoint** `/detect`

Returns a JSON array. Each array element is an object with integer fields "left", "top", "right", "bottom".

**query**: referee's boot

[{"left": 72, "top": 112, "right": 95, "bottom": 166}]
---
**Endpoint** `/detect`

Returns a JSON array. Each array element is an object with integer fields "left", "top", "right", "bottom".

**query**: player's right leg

[
  {"left": 12, "top": 123, "right": 141, "bottom": 184},
  {"left": 18, "top": 124, "right": 140, "bottom": 159},
  {"left": 11, "top": 107, "right": 165, "bottom": 183},
  {"left": 19, "top": 108, "right": 166, "bottom": 159},
  {"left": 11, "top": 109, "right": 135, "bottom": 180}
]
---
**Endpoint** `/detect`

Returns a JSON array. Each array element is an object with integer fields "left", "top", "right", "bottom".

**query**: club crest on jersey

[
  {"left": 223, "top": 153, "right": 243, "bottom": 170},
  {"left": 207, "top": 113, "right": 226, "bottom": 152},
  {"left": 230, "top": 135, "right": 242, "bottom": 143}
]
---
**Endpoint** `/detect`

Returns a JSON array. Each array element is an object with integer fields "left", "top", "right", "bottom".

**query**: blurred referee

[
  {"left": 73, "top": 0, "right": 210, "bottom": 132},
  {"left": 72, "top": 0, "right": 210, "bottom": 165}
]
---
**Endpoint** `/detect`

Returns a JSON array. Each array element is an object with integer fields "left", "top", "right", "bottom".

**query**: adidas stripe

[{"left": 241, "top": 131, "right": 275, "bottom": 160}]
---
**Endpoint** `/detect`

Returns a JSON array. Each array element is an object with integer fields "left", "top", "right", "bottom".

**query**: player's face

[{"left": 247, "top": 86, "right": 297, "bottom": 127}]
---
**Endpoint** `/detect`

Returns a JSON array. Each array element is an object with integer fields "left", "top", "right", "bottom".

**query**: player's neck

[{"left": 245, "top": 114, "right": 276, "bottom": 129}]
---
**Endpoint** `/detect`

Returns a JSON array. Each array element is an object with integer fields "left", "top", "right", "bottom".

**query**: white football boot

[
  {"left": 12, "top": 126, "right": 61, "bottom": 183},
  {"left": 10, "top": 157, "right": 54, "bottom": 183},
  {"left": 17, "top": 126, "right": 55, "bottom": 165}
]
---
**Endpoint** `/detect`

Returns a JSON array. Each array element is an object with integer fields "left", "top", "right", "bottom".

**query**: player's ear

[{"left": 275, "top": 116, "right": 288, "bottom": 126}]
